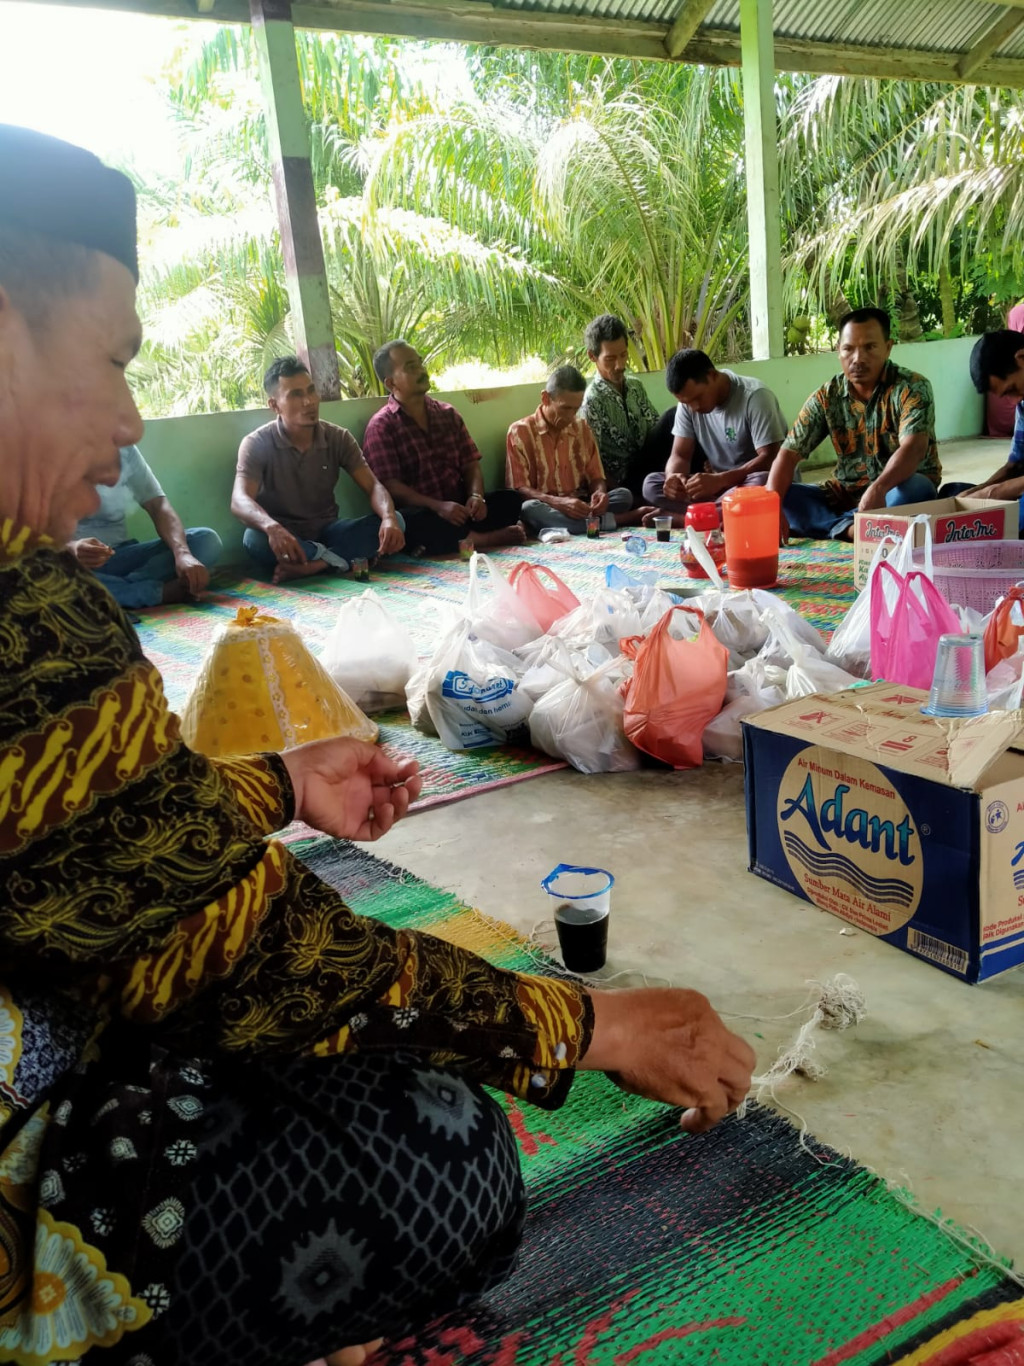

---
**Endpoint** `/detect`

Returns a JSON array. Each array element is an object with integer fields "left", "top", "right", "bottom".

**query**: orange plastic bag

[
  {"left": 621, "top": 606, "right": 728, "bottom": 770},
  {"left": 984, "top": 585, "right": 1024, "bottom": 673},
  {"left": 508, "top": 562, "right": 580, "bottom": 633}
]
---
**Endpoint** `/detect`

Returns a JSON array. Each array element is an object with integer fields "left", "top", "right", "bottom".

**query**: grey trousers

[{"left": 521, "top": 486, "right": 633, "bottom": 535}]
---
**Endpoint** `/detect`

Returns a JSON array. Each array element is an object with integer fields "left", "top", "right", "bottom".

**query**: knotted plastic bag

[
  {"left": 507, "top": 562, "right": 580, "bottom": 633},
  {"left": 180, "top": 606, "right": 378, "bottom": 757},
  {"left": 870, "top": 561, "right": 959, "bottom": 690},
  {"left": 621, "top": 606, "right": 728, "bottom": 770},
  {"left": 319, "top": 588, "right": 417, "bottom": 712}
]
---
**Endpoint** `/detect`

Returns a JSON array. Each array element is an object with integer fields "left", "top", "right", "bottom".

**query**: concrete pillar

[
  {"left": 249, "top": 0, "right": 340, "bottom": 398},
  {"left": 740, "top": 0, "right": 784, "bottom": 360}
]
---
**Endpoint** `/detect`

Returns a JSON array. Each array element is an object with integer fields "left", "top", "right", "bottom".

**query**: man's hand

[
  {"left": 560, "top": 496, "right": 592, "bottom": 520},
  {"left": 68, "top": 537, "right": 115, "bottom": 568},
  {"left": 663, "top": 473, "right": 687, "bottom": 503},
  {"left": 281, "top": 738, "right": 422, "bottom": 842},
  {"left": 377, "top": 517, "right": 405, "bottom": 555},
  {"left": 971, "top": 483, "right": 1016, "bottom": 502},
  {"left": 268, "top": 523, "right": 307, "bottom": 565},
  {"left": 589, "top": 490, "right": 610, "bottom": 517},
  {"left": 437, "top": 501, "right": 471, "bottom": 526},
  {"left": 778, "top": 507, "right": 790, "bottom": 546},
  {"left": 857, "top": 482, "right": 886, "bottom": 513},
  {"left": 581, "top": 988, "right": 755, "bottom": 1134},
  {"left": 685, "top": 470, "right": 728, "bottom": 501},
  {"left": 174, "top": 552, "right": 210, "bottom": 597},
  {"left": 466, "top": 493, "right": 487, "bottom": 523}
]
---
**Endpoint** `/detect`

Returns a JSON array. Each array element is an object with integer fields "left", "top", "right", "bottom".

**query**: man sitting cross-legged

[
  {"left": 643, "top": 349, "right": 788, "bottom": 525},
  {"left": 766, "top": 307, "right": 941, "bottom": 542},
  {"left": 362, "top": 339, "right": 526, "bottom": 555},
  {"left": 232, "top": 356, "right": 405, "bottom": 584},
  {"left": 507, "top": 365, "right": 649, "bottom": 535},
  {"left": 69, "top": 442, "right": 221, "bottom": 608}
]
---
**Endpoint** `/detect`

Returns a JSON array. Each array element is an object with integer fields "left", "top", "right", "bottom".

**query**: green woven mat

[{"left": 294, "top": 839, "right": 1024, "bottom": 1366}]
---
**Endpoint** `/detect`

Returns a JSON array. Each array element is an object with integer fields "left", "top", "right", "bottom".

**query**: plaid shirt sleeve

[
  {"left": 782, "top": 388, "right": 829, "bottom": 460},
  {"left": 451, "top": 409, "right": 482, "bottom": 467},
  {"left": 360, "top": 409, "right": 403, "bottom": 484}
]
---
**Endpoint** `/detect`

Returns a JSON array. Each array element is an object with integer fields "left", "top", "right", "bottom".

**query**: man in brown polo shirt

[{"left": 231, "top": 356, "right": 405, "bottom": 583}]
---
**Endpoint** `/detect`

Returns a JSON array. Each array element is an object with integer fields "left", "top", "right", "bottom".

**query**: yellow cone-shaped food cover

[{"left": 180, "top": 606, "right": 378, "bottom": 757}]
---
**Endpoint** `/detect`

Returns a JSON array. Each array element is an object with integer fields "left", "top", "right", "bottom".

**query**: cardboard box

[
  {"left": 853, "top": 497, "right": 1017, "bottom": 588},
  {"left": 742, "top": 682, "right": 1024, "bottom": 982}
]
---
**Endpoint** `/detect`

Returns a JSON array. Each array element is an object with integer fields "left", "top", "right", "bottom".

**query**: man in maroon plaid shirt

[{"left": 362, "top": 340, "right": 527, "bottom": 555}]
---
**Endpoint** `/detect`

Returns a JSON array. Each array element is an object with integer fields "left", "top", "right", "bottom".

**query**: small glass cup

[
  {"left": 586, "top": 515, "right": 601, "bottom": 539},
  {"left": 654, "top": 515, "right": 672, "bottom": 543},
  {"left": 352, "top": 557, "right": 370, "bottom": 583}
]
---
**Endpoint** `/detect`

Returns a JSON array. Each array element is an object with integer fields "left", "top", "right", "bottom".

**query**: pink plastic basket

[{"left": 911, "top": 540, "right": 1024, "bottom": 614}]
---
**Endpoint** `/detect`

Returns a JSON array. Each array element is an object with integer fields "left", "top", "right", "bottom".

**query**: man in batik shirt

[{"left": 767, "top": 307, "right": 941, "bottom": 541}]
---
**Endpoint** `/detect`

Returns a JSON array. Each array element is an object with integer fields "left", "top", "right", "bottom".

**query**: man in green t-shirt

[{"left": 766, "top": 308, "right": 941, "bottom": 541}]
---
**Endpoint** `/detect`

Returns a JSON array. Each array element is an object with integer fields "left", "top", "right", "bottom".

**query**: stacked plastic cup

[{"left": 922, "top": 634, "right": 988, "bottom": 718}]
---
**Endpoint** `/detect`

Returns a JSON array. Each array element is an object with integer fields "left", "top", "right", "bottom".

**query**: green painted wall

[{"left": 129, "top": 335, "right": 984, "bottom": 563}]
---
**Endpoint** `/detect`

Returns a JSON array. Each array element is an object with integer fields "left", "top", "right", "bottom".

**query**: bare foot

[
  {"left": 468, "top": 522, "right": 527, "bottom": 550},
  {"left": 272, "top": 557, "right": 329, "bottom": 584},
  {"left": 616, "top": 506, "right": 658, "bottom": 528},
  {"left": 306, "top": 1339, "right": 384, "bottom": 1366}
]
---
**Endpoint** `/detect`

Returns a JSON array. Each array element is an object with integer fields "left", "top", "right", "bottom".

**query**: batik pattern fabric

[
  {"left": 0, "top": 520, "right": 593, "bottom": 1363},
  {"left": 579, "top": 375, "right": 659, "bottom": 487},
  {"left": 782, "top": 361, "right": 942, "bottom": 496}
]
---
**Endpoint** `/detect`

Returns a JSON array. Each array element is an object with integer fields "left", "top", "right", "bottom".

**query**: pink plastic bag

[
  {"left": 507, "top": 562, "right": 580, "bottom": 633},
  {"left": 620, "top": 606, "right": 728, "bottom": 770},
  {"left": 870, "top": 561, "right": 959, "bottom": 689}
]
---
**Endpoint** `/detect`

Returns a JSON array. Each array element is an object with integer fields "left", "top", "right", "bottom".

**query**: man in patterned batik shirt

[
  {"left": 766, "top": 307, "right": 941, "bottom": 542},
  {"left": 579, "top": 313, "right": 663, "bottom": 497}
]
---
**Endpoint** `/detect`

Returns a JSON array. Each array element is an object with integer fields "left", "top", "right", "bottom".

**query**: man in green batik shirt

[
  {"left": 580, "top": 314, "right": 662, "bottom": 495},
  {"left": 767, "top": 307, "right": 941, "bottom": 542}
]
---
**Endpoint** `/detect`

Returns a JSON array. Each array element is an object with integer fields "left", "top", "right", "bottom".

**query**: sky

[{"left": 0, "top": 3, "right": 214, "bottom": 174}]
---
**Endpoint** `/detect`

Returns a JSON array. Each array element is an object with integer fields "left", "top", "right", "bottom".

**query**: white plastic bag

[
  {"left": 549, "top": 588, "right": 643, "bottom": 654},
  {"left": 462, "top": 552, "right": 542, "bottom": 651},
  {"left": 688, "top": 589, "right": 773, "bottom": 666},
  {"left": 516, "top": 635, "right": 613, "bottom": 704},
  {"left": 319, "top": 589, "right": 417, "bottom": 712},
  {"left": 757, "top": 598, "right": 828, "bottom": 668},
  {"left": 529, "top": 653, "right": 638, "bottom": 773},
  {"left": 425, "top": 623, "right": 531, "bottom": 750},
  {"left": 703, "top": 657, "right": 787, "bottom": 760}
]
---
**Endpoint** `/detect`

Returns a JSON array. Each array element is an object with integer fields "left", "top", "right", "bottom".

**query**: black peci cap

[{"left": 0, "top": 123, "right": 138, "bottom": 281}]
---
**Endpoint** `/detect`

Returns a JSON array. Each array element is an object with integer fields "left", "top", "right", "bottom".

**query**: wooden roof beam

[
  {"left": 663, "top": 0, "right": 716, "bottom": 59},
  {"left": 958, "top": 6, "right": 1024, "bottom": 80}
]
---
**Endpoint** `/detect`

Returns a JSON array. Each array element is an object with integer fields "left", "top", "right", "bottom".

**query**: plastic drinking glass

[
  {"left": 654, "top": 515, "right": 672, "bottom": 543},
  {"left": 922, "top": 634, "right": 988, "bottom": 717},
  {"left": 541, "top": 864, "right": 613, "bottom": 973}
]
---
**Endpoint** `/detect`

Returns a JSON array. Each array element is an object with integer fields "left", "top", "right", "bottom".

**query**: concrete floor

[{"left": 381, "top": 435, "right": 1024, "bottom": 1269}]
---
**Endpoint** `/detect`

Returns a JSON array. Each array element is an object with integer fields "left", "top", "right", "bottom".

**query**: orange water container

[{"left": 721, "top": 486, "right": 780, "bottom": 588}]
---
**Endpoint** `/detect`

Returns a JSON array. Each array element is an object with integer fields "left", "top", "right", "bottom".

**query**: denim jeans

[
  {"left": 783, "top": 474, "right": 938, "bottom": 540},
  {"left": 93, "top": 527, "right": 223, "bottom": 608},
  {"left": 243, "top": 513, "right": 405, "bottom": 573}
]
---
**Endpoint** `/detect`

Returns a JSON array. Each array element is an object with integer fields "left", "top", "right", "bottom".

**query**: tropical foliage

[{"left": 128, "top": 28, "right": 1024, "bottom": 417}]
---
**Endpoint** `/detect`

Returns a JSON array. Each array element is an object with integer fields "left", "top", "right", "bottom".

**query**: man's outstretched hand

[
  {"left": 580, "top": 988, "right": 755, "bottom": 1134},
  {"left": 282, "top": 738, "right": 422, "bottom": 841}
]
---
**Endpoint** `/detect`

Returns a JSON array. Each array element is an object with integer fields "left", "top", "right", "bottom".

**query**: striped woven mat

[{"left": 295, "top": 838, "right": 1024, "bottom": 1365}]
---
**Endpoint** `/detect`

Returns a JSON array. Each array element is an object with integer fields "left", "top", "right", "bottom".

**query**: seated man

[
  {"left": 767, "top": 307, "right": 941, "bottom": 541},
  {"left": 506, "top": 365, "right": 635, "bottom": 535},
  {"left": 579, "top": 313, "right": 663, "bottom": 497},
  {"left": 362, "top": 338, "right": 525, "bottom": 554},
  {"left": 643, "top": 349, "right": 788, "bottom": 523},
  {"left": 69, "top": 442, "right": 221, "bottom": 608},
  {"left": 232, "top": 356, "right": 405, "bottom": 582},
  {"left": 944, "top": 330, "right": 1024, "bottom": 535}
]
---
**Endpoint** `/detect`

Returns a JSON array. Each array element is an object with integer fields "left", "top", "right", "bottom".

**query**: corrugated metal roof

[{"left": 498, "top": 0, "right": 1024, "bottom": 69}]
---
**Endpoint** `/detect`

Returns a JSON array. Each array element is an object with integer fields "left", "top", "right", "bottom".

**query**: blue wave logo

[
  {"left": 1013, "top": 869, "right": 1024, "bottom": 891},
  {"left": 783, "top": 833, "right": 915, "bottom": 907},
  {"left": 441, "top": 670, "right": 515, "bottom": 704}
]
